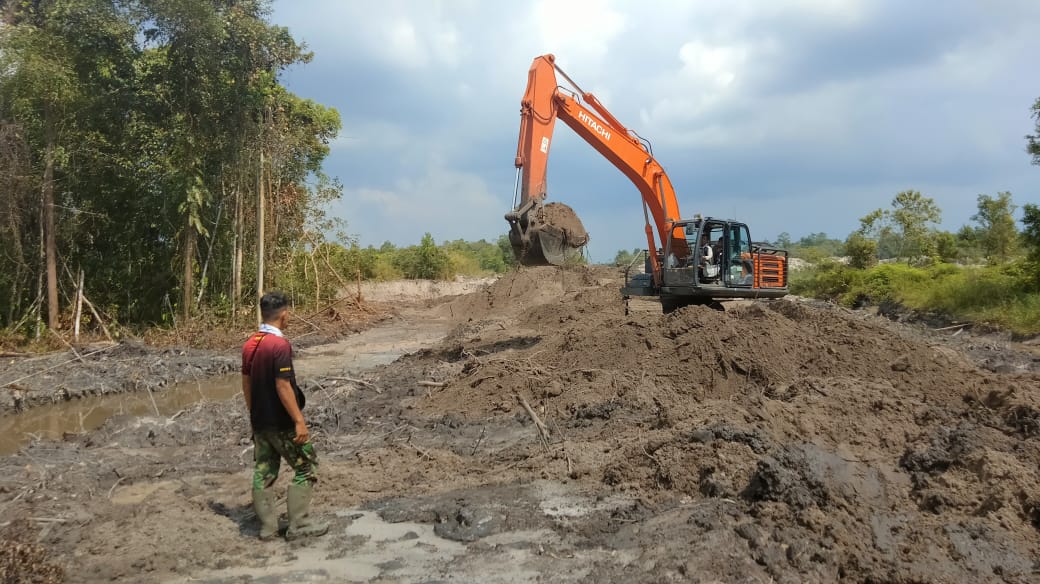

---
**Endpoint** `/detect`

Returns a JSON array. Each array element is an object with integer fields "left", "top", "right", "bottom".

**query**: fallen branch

[
  {"left": 0, "top": 344, "right": 118, "bottom": 388},
  {"left": 300, "top": 295, "right": 359, "bottom": 321},
  {"left": 516, "top": 393, "right": 551, "bottom": 454},
  {"left": 328, "top": 374, "right": 374, "bottom": 384},
  {"left": 417, "top": 380, "right": 446, "bottom": 388},
  {"left": 470, "top": 425, "right": 487, "bottom": 456},
  {"left": 326, "top": 374, "right": 380, "bottom": 392},
  {"left": 293, "top": 312, "right": 322, "bottom": 331},
  {"left": 934, "top": 323, "right": 969, "bottom": 331},
  {"left": 80, "top": 294, "right": 113, "bottom": 342},
  {"left": 49, "top": 330, "right": 84, "bottom": 363},
  {"left": 107, "top": 477, "right": 126, "bottom": 499}
]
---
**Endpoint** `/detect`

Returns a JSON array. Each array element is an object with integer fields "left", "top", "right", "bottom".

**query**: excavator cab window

[
  {"left": 695, "top": 222, "right": 724, "bottom": 284},
  {"left": 725, "top": 224, "right": 754, "bottom": 287}
]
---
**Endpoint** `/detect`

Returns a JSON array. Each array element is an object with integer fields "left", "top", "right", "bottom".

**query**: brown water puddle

[
  {"left": 0, "top": 312, "right": 454, "bottom": 456},
  {"left": 0, "top": 375, "right": 241, "bottom": 455}
]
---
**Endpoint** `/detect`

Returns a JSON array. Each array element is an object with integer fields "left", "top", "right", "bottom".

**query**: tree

[
  {"left": 394, "top": 233, "right": 450, "bottom": 280},
  {"left": 0, "top": 5, "right": 81, "bottom": 331},
  {"left": 1023, "top": 204, "right": 1040, "bottom": 260},
  {"left": 496, "top": 234, "right": 516, "bottom": 268},
  {"left": 890, "top": 190, "right": 941, "bottom": 259},
  {"left": 859, "top": 190, "right": 941, "bottom": 262},
  {"left": 774, "top": 232, "right": 792, "bottom": 249},
  {"left": 0, "top": 0, "right": 342, "bottom": 335},
  {"left": 972, "top": 192, "right": 1018, "bottom": 263},
  {"left": 613, "top": 248, "right": 643, "bottom": 267},
  {"left": 934, "top": 231, "right": 959, "bottom": 263},
  {"left": 1028, "top": 97, "right": 1040, "bottom": 166},
  {"left": 843, "top": 232, "right": 877, "bottom": 269}
]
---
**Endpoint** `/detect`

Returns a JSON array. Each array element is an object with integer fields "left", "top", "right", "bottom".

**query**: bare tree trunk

[
  {"left": 256, "top": 149, "right": 265, "bottom": 327},
  {"left": 182, "top": 213, "right": 195, "bottom": 322},
  {"left": 196, "top": 196, "right": 223, "bottom": 309},
  {"left": 42, "top": 137, "right": 58, "bottom": 330},
  {"left": 232, "top": 184, "right": 242, "bottom": 316},
  {"left": 310, "top": 247, "right": 320, "bottom": 306},
  {"left": 34, "top": 215, "right": 43, "bottom": 340},
  {"left": 73, "top": 268, "right": 84, "bottom": 341}
]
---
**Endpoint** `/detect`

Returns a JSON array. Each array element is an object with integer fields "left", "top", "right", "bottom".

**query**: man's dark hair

[{"left": 260, "top": 291, "right": 288, "bottom": 323}]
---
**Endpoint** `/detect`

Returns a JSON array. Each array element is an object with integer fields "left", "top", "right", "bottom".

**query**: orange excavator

[{"left": 505, "top": 54, "right": 789, "bottom": 311}]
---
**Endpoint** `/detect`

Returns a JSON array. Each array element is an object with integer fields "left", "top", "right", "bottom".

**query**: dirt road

[{"left": 2, "top": 266, "right": 1039, "bottom": 583}]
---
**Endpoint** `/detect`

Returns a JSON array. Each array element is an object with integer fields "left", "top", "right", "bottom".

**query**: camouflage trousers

[{"left": 252, "top": 429, "right": 319, "bottom": 489}]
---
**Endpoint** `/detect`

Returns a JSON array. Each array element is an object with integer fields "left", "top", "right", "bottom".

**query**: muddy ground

[
  {"left": 2, "top": 266, "right": 1039, "bottom": 583},
  {"left": 0, "top": 301, "right": 387, "bottom": 415}
]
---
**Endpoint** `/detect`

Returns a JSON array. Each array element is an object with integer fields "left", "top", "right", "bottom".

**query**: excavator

[{"left": 505, "top": 54, "right": 789, "bottom": 312}]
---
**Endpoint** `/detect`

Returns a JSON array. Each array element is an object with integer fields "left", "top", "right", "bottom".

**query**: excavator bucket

[{"left": 507, "top": 202, "right": 589, "bottom": 266}]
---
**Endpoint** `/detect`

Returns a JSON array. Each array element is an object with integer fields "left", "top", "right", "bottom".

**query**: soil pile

[
  {"left": 432, "top": 265, "right": 609, "bottom": 324},
  {"left": 538, "top": 202, "right": 589, "bottom": 247},
  {"left": 405, "top": 270, "right": 1040, "bottom": 582}
]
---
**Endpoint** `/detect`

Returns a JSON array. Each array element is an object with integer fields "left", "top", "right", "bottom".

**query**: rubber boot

[
  {"left": 252, "top": 488, "right": 280, "bottom": 541},
  {"left": 285, "top": 482, "right": 329, "bottom": 541}
]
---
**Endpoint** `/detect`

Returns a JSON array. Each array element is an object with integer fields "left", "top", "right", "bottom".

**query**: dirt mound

[
  {"left": 5, "top": 272, "right": 1040, "bottom": 583},
  {"left": 406, "top": 287, "right": 1040, "bottom": 582},
  {"left": 433, "top": 266, "right": 612, "bottom": 324}
]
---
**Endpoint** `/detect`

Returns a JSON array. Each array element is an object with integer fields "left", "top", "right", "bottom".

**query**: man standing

[{"left": 242, "top": 291, "right": 328, "bottom": 541}]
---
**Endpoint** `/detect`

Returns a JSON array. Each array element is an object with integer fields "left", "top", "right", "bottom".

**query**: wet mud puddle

[
  {"left": 172, "top": 481, "right": 634, "bottom": 584},
  {"left": 0, "top": 313, "right": 452, "bottom": 455}
]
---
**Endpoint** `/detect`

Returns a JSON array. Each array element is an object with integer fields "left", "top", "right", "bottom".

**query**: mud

[
  {"left": 0, "top": 342, "right": 237, "bottom": 414},
  {"left": 2, "top": 266, "right": 1040, "bottom": 583},
  {"left": 538, "top": 202, "right": 589, "bottom": 247}
]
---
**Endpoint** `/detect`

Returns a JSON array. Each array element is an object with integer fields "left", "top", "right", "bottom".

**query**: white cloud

[
  {"left": 274, "top": 0, "right": 1040, "bottom": 252},
  {"left": 338, "top": 167, "right": 505, "bottom": 246},
  {"left": 532, "top": 0, "right": 625, "bottom": 68}
]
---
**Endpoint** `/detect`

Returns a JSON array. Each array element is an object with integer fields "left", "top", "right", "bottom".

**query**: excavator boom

[
  {"left": 507, "top": 54, "right": 686, "bottom": 273},
  {"left": 506, "top": 54, "right": 788, "bottom": 307}
]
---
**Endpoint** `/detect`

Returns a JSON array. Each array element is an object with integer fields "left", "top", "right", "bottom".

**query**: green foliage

[
  {"left": 613, "top": 247, "right": 644, "bottom": 267},
  {"left": 443, "top": 238, "right": 511, "bottom": 274},
  {"left": 399, "top": 233, "right": 451, "bottom": 280},
  {"left": 1022, "top": 204, "right": 1040, "bottom": 259},
  {"left": 972, "top": 192, "right": 1018, "bottom": 263},
  {"left": 0, "top": 0, "right": 342, "bottom": 330},
  {"left": 843, "top": 232, "right": 877, "bottom": 269},
  {"left": 789, "top": 260, "right": 863, "bottom": 303},
  {"left": 1029, "top": 97, "right": 1040, "bottom": 166},
  {"left": 496, "top": 234, "right": 517, "bottom": 269},
  {"left": 794, "top": 261, "right": 1040, "bottom": 335},
  {"left": 934, "top": 231, "right": 960, "bottom": 263},
  {"left": 779, "top": 232, "right": 844, "bottom": 260},
  {"left": 858, "top": 190, "right": 942, "bottom": 262}
]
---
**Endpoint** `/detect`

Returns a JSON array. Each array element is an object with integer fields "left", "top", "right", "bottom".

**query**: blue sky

[{"left": 272, "top": 0, "right": 1040, "bottom": 261}]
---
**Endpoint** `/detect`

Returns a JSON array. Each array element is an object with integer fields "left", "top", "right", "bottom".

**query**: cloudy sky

[{"left": 272, "top": 0, "right": 1040, "bottom": 261}]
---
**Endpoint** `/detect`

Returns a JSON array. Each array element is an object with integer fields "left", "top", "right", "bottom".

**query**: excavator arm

[{"left": 506, "top": 54, "right": 688, "bottom": 278}]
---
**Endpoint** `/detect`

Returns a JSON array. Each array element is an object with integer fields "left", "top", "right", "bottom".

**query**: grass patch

[{"left": 791, "top": 261, "right": 1040, "bottom": 336}]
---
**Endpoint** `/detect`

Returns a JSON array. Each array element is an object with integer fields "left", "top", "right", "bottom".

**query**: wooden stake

[{"left": 73, "top": 269, "right": 84, "bottom": 342}]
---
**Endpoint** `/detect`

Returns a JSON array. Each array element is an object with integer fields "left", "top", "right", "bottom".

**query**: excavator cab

[{"left": 623, "top": 216, "right": 789, "bottom": 312}]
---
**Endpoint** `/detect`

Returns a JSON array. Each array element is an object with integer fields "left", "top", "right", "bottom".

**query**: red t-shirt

[{"left": 242, "top": 333, "right": 304, "bottom": 431}]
